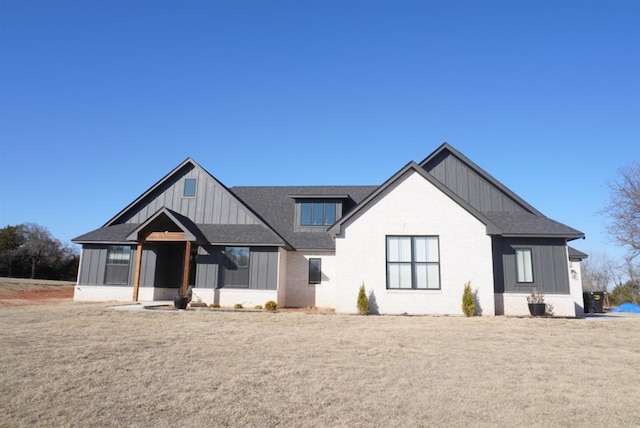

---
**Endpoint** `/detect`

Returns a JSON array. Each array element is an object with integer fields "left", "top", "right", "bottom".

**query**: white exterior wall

[
  {"left": 74, "top": 285, "right": 134, "bottom": 302},
  {"left": 284, "top": 251, "right": 336, "bottom": 309},
  {"left": 74, "top": 286, "right": 196, "bottom": 302},
  {"left": 277, "top": 247, "right": 288, "bottom": 308},
  {"left": 498, "top": 248, "right": 581, "bottom": 318},
  {"left": 569, "top": 256, "right": 584, "bottom": 316},
  {"left": 500, "top": 293, "right": 577, "bottom": 317},
  {"left": 216, "top": 289, "right": 278, "bottom": 308},
  {"left": 334, "top": 171, "right": 495, "bottom": 315}
]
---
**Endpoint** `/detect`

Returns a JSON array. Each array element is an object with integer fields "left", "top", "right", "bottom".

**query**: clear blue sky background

[{"left": 1, "top": 1, "right": 638, "bottom": 263}]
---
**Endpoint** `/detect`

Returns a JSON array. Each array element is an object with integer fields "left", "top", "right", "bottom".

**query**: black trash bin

[{"left": 583, "top": 291, "right": 605, "bottom": 313}]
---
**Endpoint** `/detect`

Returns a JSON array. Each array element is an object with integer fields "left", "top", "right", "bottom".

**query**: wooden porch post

[
  {"left": 180, "top": 241, "right": 192, "bottom": 297},
  {"left": 132, "top": 243, "right": 143, "bottom": 301}
]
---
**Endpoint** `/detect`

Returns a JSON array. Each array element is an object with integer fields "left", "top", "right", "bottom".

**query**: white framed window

[{"left": 516, "top": 248, "right": 534, "bottom": 283}]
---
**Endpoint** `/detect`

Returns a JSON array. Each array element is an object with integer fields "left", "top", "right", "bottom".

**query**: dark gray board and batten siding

[
  {"left": 492, "top": 237, "right": 570, "bottom": 294},
  {"left": 423, "top": 151, "right": 529, "bottom": 214},
  {"left": 195, "top": 246, "right": 278, "bottom": 290},
  {"left": 117, "top": 164, "right": 260, "bottom": 226},
  {"left": 78, "top": 245, "right": 136, "bottom": 286}
]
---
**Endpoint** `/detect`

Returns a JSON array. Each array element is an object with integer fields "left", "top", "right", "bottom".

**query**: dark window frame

[
  {"left": 309, "top": 258, "right": 322, "bottom": 284},
  {"left": 386, "top": 235, "right": 441, "bottom": 290},
  {"left": 183, "top": 178, "right": 197, "bottom": 197},
  {"left": 104, "top": 245, "right": 131, "bottom": 285},
  {"left": 300, "top": 201, "right": 337, "bottom": 226},
  {"left": 222, "top": 246, "right": 250, "bottom": 288}
]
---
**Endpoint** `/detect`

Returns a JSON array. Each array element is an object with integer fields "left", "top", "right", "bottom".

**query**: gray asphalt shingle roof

[
  {"left": 73, "top": 146, "right": 584, "bottom": 248},
  {"left": 483, "top": 211, "right": 584, "bottom": 239},
  {"left": 73, "top": 223, "right": 285, "bottom": 245},
  {"left": 231, "top": 185, "right": 378, "bottom": 250}
]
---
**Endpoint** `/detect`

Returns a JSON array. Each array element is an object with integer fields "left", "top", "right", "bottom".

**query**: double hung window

[{"left": 104, "top": 246, "right": 131, "bottom": 285}]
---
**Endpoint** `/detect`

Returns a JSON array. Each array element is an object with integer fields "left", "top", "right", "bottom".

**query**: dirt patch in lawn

[{"left": 0, "top": 277, "right": 74, "bottom": 307}]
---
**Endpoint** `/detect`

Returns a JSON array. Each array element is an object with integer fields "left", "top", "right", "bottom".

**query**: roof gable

[
  {"left": 124, "top": 207, "right": 205, "bottom": 242},
  {"left": 420, "top": 143, "right": 542, "bottom": 215},
  {"left": 328, "top": 162, "right": 502, "bottom": 237},
  {"left": 104, "top": 158, "right": 264, "bottom": 227},
  {"left": 329, "top": 147, "right": 584, "bottom": 240}
]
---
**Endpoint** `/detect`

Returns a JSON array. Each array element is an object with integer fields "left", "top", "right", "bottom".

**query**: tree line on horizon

[
  {"left": 0, "top": 223, "right": 79, "bottom": 281},
  {"left": 582, "top": 161, "right": 640, "bottom": 306}
]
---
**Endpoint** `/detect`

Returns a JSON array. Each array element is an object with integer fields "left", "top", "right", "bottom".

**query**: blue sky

[{"left": 1, "top": 1, "right": 638, "bottom": 262}]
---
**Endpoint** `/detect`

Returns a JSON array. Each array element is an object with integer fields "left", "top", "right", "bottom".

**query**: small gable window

[
  {"left": 516, "top": 248, "right": 534, "bottom": 283},
  {"left": 300, "top": 201, "right": 337, "bottom": 226},
  {"left": 183, "top": 178, "right": 196, "bottom": 197},
  {"left": 309, "top": 258, "right": 322, "bottom": 284}
]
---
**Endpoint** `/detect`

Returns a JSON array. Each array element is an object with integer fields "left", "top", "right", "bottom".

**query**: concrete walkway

[{"left": 108, "top": 301, "right": 173, "bottom": 311}]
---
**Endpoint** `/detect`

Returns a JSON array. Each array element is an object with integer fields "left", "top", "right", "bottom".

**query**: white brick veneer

[
  {"left": 334, "top": 171, "right": 495, "bottom": 315},
  {"left": 284, "top": 251, "right": 336, "bottom": 309}
]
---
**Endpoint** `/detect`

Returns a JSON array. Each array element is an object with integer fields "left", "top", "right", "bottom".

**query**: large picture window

[
  {"left": 386, "top": 236, "right": 440, "bottom": 289},
  {"left": 300, "top": 202, "right": 337, "bottom": 226},
  {"left": 104, "top": 246, "right": 131, "bottom": 285},
  {"left": 516, "top": 248, "right": 534, "bottom": 283}
]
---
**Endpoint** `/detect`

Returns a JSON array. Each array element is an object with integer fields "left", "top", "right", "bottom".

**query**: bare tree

[
  {"left": 20, "top": 223, "right": 60, "bottom": 279},
  {"left": 604, "top": 161, "right": 640, "bottom": 260},
  {"left": 582, "top": 251, "right": 617, "bottom": 292}
]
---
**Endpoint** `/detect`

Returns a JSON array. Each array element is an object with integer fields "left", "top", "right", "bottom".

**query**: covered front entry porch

[{"left": 126, "top": 209, "right": 201, "bottom": 302}]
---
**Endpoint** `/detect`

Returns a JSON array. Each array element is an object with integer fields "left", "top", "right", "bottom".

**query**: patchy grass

[
  {"left": 0, "top": 277, "right": 74, "bottom": 307},
  {"left": 0, "top": 301, "right": 639, "bottom": 426}
]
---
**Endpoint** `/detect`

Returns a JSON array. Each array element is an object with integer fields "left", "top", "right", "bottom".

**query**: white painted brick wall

[
  {"left": 334, "top": 171, "right": 495, "bottom": 315},
  {"left": 284, "top": 251, "right": 336, "bottom": 308}
]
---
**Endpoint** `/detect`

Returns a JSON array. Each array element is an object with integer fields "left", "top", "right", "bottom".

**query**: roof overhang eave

[{"left": 497, "top": 233, "right": 585, "bottom": 240}]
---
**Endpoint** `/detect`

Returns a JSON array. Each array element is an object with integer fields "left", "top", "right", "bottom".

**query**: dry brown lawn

[{"left": 0, "top": 290, "right": 639, "bottom": 427}]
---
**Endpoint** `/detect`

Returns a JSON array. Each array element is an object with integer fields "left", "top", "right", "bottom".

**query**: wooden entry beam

[
  {"left": 146, "top": 231, "right": 186, "bottom": 241},
  {"left": 132, "top": 243, "right": 143, "bottom": 301},
  {"left": 180, "top": 240, "right": 192, "bottom": 297}
]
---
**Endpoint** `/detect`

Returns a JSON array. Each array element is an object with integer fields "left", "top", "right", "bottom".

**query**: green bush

[
  {"left": 461, "top": 281, "right": 475, "bottom": 317},
  {"left": 265, "top": 300, "right": 278, "bottom": 311},
  {"left": 357, "top": 282, "right": 369, "bottom": 315},
  {"left": 233, "top": 303, "right": 243, "bottom": 309},
  {"left": 254, "top": 305, "right": 263, "bottom": 310}
]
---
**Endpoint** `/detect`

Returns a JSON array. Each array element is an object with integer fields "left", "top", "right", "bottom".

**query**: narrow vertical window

[
  {"left": 184, "top": 178, "right": 196, "bottom": 197},
  {"left": 301, "top": 203, "right": 312, "bottom": 226},
  {"left": 309, "top": 258, "right": 322, "bottom": 284},
  {"left": 324, "top": 202, "right": 336, "bottom": 225},
  {"left": 516, "top": 248, "right": 534, "bottom": 283}
]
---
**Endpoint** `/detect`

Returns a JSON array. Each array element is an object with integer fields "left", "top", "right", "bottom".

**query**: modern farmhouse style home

[{"left": 73, "top": 143, "right": 587, "bottom": 316}]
